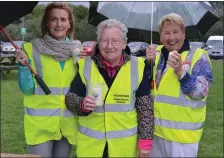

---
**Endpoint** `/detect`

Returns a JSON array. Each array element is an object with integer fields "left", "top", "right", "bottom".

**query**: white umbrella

[{"left": 89, "top": 1, "right": 219, "bottom": 44}]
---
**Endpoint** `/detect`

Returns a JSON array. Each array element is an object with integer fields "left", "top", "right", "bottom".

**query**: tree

[
  {"left": 75, "top": 17, "right": 97, "bottom": 42},
  {"left": 72, "top": 5, "right": 89, "bottom": 20}
]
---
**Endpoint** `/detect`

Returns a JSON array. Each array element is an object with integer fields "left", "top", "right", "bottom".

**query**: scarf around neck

[{"left": 31, "top": 34, "right": 81, "bottom": 62}]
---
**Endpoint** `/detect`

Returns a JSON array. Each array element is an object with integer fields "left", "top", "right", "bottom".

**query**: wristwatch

[{"left": 178, "top": 71, "right": 186, "bottom": 80}]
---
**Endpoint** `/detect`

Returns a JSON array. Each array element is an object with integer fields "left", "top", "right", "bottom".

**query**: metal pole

[{"left": 22, "top": 17, "right": 24, "bottom": 42}]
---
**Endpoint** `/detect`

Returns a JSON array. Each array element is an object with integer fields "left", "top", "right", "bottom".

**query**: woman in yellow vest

[
  {"left": 15, "top": 2, "right": 88, "bottom": 157},
  {"left": 65, "top": 19, "right": 155, "bottom": 157},
  {"left": 146, "top": 13, "right": 213, "bottom": 157}
]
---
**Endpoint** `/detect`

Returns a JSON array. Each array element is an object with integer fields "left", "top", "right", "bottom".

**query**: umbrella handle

[{"left": 0, "top": 25, "right": 51, "bottom": 95}]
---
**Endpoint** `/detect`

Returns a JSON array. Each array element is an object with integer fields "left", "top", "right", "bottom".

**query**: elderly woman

[
  {"left": 15, "top": 2, "right": 88, "bottom": 157},
  {"left": 146, "top": 13, "right": 213, "bottom": 157},
  {"left": 65, "top": 19, "right": 154, "bottom": 157}
]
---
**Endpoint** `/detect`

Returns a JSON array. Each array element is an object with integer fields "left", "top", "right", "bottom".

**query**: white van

[{"left": 206, "top": 36, "right": 223, "bottom": 59}]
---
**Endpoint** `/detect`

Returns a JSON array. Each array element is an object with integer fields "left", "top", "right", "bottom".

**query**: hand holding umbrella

[
  {"left": 146, "top": 45, "right": 156, "bottom": 62},
  {"left": 0, "top": 25, "right": 51, "bottom": 95}
]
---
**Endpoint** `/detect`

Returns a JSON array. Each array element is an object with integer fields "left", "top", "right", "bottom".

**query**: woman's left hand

[
  {"left": 146, "top": 45, "right": 156, "bottom": 61},
  {"left": 138, "top": 149, "right": 152, "bottom": 157},
  {"left": 167, "top": 51, "right": 185, "bottom": 77}
]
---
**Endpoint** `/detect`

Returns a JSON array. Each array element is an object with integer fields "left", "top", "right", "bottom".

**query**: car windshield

[
  {"left": 82, "top": 41, "right": 95, "bottom": 47},
  {"left": 206, "top": 40, "right": 223, "bottom": 48}
]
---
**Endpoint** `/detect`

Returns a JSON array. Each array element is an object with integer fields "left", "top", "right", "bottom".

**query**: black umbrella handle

[
  {"left": 149, "top": 59, "right": 153, "bottom": 79},
  {"left": 34, "top": 74, "right": 51, "bottom": 95}
]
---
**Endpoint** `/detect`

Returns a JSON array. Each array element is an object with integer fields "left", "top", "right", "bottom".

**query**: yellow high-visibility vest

[
  {"left": 152, "top": 45, "right": 211, "bottom": 143},
  {"left": 23, "top": 42, "right": 77, "bottom": 145},
  {"left": 76, "top": 56, "right": 145, "bottom": 157}
]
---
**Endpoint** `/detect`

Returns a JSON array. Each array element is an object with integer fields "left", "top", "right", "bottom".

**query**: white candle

[
  {"left": 92, "top": 85, "right": 103, "bottom": 106},
  {"left": 167, "top": 51, "right": 175, "bottom": 68}
]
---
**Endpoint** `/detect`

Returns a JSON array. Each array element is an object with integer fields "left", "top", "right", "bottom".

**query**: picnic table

[{"left": 0, "top": 51, "right": 18, "bottom": 79}]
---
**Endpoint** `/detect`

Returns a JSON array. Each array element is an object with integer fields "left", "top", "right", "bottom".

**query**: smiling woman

[
  {"left": 147, "top": 13, "right": 213, "bottom": 157},
  {"left": 14, "top": 2, "right": 89, "bottom": 158},
  {"left": 41, "top": 3, "right": 74, "bottom": 40},
  {"left": 65, "top": 19, "right": 155, "bottom": 158}
]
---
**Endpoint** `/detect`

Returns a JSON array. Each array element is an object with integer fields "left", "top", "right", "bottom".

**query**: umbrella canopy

[
  {"left": 0, "top": 1, "right": 38, "bottom": 27},
  {"left": 89, "top": 2, "right": 220, "bottom": 44}
]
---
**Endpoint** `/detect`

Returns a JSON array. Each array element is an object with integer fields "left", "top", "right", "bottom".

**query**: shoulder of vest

[
  {"left": 77, "top": 56, "right": 93, "bottom": 68},
  {"left": 130, "top": 56, "right": 145, "bottom": 64},
  {"left": 22, "top": 42, "right": 33, "bottom": 57},
  {"left": 193, "top": 47, "right": 209, "bottom": 57},
  {"left": 23, "top": 42, "right": 32, "bottom": 49},
  {"left": 156, "top": 45, "right": 164, "bottom": 51}
]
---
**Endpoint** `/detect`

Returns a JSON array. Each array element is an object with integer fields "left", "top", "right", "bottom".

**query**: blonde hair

[
  {"left": 41, "top": 2, "right": 75, "bottom": 40},
  {"left": 158, "top": 13, "right": 185, "bottom": 34}
]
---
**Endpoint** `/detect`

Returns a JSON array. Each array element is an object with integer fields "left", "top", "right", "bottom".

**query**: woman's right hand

[
  {"left": 16, "top": 49, "right": 28, "bottom": 66},
  {"left": 83, "top": 95, "right": 97, "bottom": 111}
]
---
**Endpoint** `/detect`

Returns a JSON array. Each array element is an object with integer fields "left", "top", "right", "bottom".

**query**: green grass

[{"left": 1, "top": 60, "right": 223, "bottom": 157}]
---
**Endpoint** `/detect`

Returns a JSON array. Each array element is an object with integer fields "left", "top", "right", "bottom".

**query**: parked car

[
  {"left": 0, "top": 41, "right": 5, "bottom": 52},
  {"left": 206, "top": 36, "right": 223, "bottom": 59},
  {"left": 128, "top": 41, "right": 158, "bottom": 57},
  {"left": 82, "top": 41, "right": 97, "bottom": 55},
  {"left": 1, "top": 42, "right": 15, "bottom": 53},
  {"left": 1, "top": 41, "right": 24, "bottom": 54},
  {"left": 128, "top": 41, "right": 149, "bottom": 54}
]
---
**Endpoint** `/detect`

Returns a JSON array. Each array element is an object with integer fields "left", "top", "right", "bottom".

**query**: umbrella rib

[
  {"left": 150, "top": 2, "right": 153, "bottom": 45},
  {"left": 183, "top": 2, "right": 197, "bottom": 25},
  {"left": 123, "top": 2, "right": 136, "bottom": 25}
]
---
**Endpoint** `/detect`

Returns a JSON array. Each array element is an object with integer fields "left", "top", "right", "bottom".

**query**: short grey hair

[{"left": 96, "top": 19, "right": 128, "bottom": 42}]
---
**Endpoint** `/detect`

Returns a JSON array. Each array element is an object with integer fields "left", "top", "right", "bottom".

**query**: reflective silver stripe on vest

[
  {"left": 156, "top": 92, "right": 205, "bottom": 108},
  {"left": 78, "top": 124, "right": 137, "bottom": 140},
  {"left": 83, "top": 56, "right": 139, "bottom": 112},
  {"left": 34, "top": 87, "right": 70, "bottom": 95},
  {"left": 155, "top": 118, "right": 204, "bottom": 130},
  {"left": 93, "top": 104, "right": 135, "bottom": 113},
  {"left": 24, "top": 107, "right": 74, "bottom": 117},
  {"left": 186, "top": 46, "right": 197, "bottom": 74},
  {"left": 130, "top": 56, "right": 139, "bottom": 110},
  {"left": 31, "top": 41, "right": 43, "bottom": 77},
  {"left": 83, "top": 57, "right": 92, "bottom": 95},
  {"left": 63, "top": 110, "right": 75, "bottom": 117}
]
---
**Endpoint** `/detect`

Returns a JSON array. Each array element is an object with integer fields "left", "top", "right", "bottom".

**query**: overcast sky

[{"left": 38, "top": 1, "right": 90, "bottom": 8}]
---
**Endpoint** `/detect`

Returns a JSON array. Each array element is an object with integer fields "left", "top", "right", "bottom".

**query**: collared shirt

[{"left": 100, "top": 54, "right": 123, "bottom": 78}]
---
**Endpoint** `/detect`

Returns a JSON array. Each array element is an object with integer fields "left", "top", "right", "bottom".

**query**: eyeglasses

[{"left": 100, "top": 39, "right": 121, "bottom": 47}]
